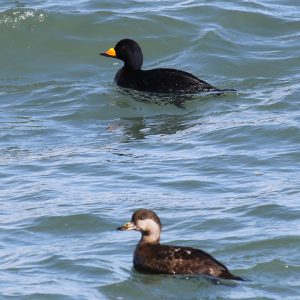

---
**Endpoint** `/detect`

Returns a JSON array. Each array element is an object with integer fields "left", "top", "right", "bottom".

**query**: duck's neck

[
  {"left": 139, "top": 231, "right": 160, "bottom": 245},
  {"left": 123, "top": 59, "right": 142, "bottom": 70},
  {"left": 137, "top": 219, "right": 161, "bottom": 245},
  {"left": 140, "top": 226, "right": 160, "bottom": 245}
]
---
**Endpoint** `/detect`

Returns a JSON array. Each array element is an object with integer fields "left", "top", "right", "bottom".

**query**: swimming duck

[
  {"left": 117, "top": 209, "right": 243, "bottom": 280},
  {"left": 100, "top": 39, "right": 235, "bottom": 94}
]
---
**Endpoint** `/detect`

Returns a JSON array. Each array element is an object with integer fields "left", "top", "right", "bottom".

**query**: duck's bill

[
  {"left": 117, "top": 221, "right": 136, "bottom": 231},
  {"left": 99, "top": 47, "right": 117, "bottom": 58}
]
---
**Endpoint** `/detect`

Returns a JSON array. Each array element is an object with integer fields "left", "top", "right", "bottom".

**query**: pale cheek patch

[
  {"left": 137, "top": 219, "right": 161, "bottom": 243},
  {"left": 137, "top": 219, "right": 160, "bottom": 232}
]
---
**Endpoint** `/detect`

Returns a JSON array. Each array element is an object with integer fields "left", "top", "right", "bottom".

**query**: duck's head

[
  {"left": 100, "top": 39, "right": 143, "bottom": 70},
  {"left": 117, "top": 209, "right": 162, "bottom": 244}
]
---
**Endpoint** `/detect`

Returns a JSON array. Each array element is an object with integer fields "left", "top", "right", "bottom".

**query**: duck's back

[
  {"left": 115, "top": 67, "right": 218, "bottom": 94},
  {"left": 134, "top": 243, "right": 241, "bottom": 279}
]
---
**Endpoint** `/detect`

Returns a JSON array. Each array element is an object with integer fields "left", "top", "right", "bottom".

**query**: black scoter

[
  {"left": 100, "top": 39, "right": 235, "bottom": 94},
  {"left": 117, "top": 209, "right": 243, "bottom": 280}
]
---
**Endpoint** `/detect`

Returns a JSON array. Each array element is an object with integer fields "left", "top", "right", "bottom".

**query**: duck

[
  {"left": 117, "top": 209, "right": 243, "bottom": 280},
  {"left": 100, "top": 39, "right": 235, "bottom": 94}
]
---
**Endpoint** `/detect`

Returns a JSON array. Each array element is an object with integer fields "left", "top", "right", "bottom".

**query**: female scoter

[
  {"left": 100, "top": 39, "right": 235, "bottom": 94},
  {"left": 117, "top": 209, "right": 243, "bottom": 280}
]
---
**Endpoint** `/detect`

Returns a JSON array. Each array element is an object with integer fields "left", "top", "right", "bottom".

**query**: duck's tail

[
  {"left": 221, "top": 270, "right": 245, "bottom": 281},
  {"left": 215, "top": 88, "right": 237, "bottom": 93}
]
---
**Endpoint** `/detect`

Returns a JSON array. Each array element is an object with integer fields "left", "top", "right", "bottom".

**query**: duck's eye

[{"left": 140, "top": 216, "right": 145, "bottom": 220}]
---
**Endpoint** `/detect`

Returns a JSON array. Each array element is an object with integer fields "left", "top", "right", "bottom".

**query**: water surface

[{"left": 1, "top": 0, "right": 300, "bottom": 299}]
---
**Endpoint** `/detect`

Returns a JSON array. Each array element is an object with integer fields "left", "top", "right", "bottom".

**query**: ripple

[
  {"left": 27, "top": 214, "right": 107, "bottom": 234},
  {"left": 0, "top": 8, "right": 46, "bottom": 27}
]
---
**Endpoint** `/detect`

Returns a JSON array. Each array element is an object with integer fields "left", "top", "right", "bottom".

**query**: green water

[{"left": 1, "top": 1, "right": 300, "bottom": 299}]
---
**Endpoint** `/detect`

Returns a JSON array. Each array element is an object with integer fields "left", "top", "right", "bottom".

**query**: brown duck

[{"left": 117, "top": 209, "right": 243, "bottom": 280}]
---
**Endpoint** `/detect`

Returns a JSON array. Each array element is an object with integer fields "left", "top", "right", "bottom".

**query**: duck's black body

[
  {"left": 117, "top": 209, "right": 243, "bottom": 280},
  {"left": 115, "top": 67, "right": 215, "bottom": 94},
  {"left": 100, "top": 39, "right": 234, "bottom": 95}
]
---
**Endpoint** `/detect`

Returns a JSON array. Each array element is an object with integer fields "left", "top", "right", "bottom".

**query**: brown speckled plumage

[{"left": 117, "top": 209, "right": 243, "bottom": 280}]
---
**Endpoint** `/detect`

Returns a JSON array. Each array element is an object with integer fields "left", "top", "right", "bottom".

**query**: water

[{"left": 1, "top": 0, "right": 300, "bottom": 299}]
